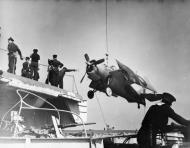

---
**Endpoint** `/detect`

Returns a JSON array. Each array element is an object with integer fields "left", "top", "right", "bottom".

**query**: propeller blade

[
  {"left": 80, "top": 72, "right": 87, "bottom": 83},
  {"left": 94, "top": 58, "right": 105, "bottom": 65},
  {"left": 84, "top": 53, "right": 90, "bottom": 62}
]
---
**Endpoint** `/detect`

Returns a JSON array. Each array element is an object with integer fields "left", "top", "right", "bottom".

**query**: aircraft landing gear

[
  {"left": 106, "top": 87, "right": 112, "bottom": 97},
  {"left": 87, "top": 90, "right": 95, "bottom": 99}
]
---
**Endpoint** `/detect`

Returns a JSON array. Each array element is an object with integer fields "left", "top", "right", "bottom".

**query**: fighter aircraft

[{"left": 80, "top": 53, "right": 157, "bottom": 108}]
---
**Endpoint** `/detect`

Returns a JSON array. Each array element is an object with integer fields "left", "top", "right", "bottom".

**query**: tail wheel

[
  {"left": 87, "top": 90, "right": 94, "bottom": 99},
  {"left": 106, "top": 87, "right": 112, "bottom": 97}
]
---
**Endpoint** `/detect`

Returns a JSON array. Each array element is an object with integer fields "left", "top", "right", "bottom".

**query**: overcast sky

[{"left": 0, "top": 0, "right": 190, "bottom": 130}]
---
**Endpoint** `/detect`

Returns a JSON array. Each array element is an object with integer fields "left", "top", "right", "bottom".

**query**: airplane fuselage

[{"left": 87, "top": 64, "right": 145, "bottom": 105}]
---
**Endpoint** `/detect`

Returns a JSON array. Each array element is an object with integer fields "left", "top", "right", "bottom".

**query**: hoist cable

[
  {"left": 105, "top": 0, "right": 109, "bottom": 65},
  {"left": 95, "top": 93, "right": 108, "bottom": 128}
]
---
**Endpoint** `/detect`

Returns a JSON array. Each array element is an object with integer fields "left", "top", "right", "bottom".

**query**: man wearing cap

[
  {"left": 7, "top": 37, "right": 23, "bottom": 74},
  {"left": 47, "top": 54, "right": 63, "bottom": 87},
  {"left": 21, "top": 57, "right": 31, "bottom": 78},
  {"left": 30, "top": 49, "right": 40, "bottom": 81},
  {"left": 137, "top": 92, "right": 190, "bottom": 148}
]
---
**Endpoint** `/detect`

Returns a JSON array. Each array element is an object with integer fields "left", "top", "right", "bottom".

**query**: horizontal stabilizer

[{"left": 141, "top": 93, "right": 162, "bottom": 102}]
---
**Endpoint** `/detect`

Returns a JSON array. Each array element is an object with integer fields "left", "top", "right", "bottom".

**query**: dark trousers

[
  {"left": 49, "top": 69, "right": 59, "bottom": 87},
  {"left": 30, "top": 62, "right": 39, "bottom": 81},
  {"left": 137, "top": 126, "right": 157, "bottom": 148},
  {"left": 21, "top": 69, "right": 32, "bottom": 78},
  {"left": 7, "top": 54, "right": 17, "bottom": 74},
  {"left": 58, "top": 78, "right": 63, "bottom": 89}
]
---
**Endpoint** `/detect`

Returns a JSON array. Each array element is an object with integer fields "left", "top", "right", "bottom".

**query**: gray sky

[{"left": 0, "top": 0, "right": 190, "bottom": 130}]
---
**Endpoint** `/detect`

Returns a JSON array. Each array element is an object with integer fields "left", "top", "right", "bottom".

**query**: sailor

[
  {"left": 46, "top": 54, "right": 63, "bottom": 87},
  {"left": 7, "top": 37, "right": 23, "bottom": 74},
  {"left": 21, "top": 57, "right": 31, "bottom": 78},
  {"left": 137, "top": 92, "right": 190, "bottom": 148},
  {"left": 30, "top": 49, "right": 40, "bottom": 81},
  {"left": 58, "top": 67, "right": 77, "bottom": 89}
]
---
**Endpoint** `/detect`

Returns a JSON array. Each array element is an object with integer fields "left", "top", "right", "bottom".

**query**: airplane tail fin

[
  {"left": 116, "top": 59, "right": 139, "bottom": 84},
  {"left": 140, "top": 93, "right": 162, "bottom": 102},
  {"left": 116, "top": 59, "right": 156, "bottom": 93}
]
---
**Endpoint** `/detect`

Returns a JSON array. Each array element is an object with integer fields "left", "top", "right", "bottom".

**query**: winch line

[
  {"left": 95, "top": 93, "right": 108, "bottom": 129},
  {"left": 105, "top": 0, "right": 109, "bottom": 66}
]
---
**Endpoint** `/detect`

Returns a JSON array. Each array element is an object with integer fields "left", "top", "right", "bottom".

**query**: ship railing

[
  {"left": 0, "top": 89, "right": 87, "bottom": 138},
  {"left": 0, "top": 47, "right": 79, "bottom": 94}
]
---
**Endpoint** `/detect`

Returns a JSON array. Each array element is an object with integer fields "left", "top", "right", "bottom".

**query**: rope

[
  {"left": 95, "top": 93, "right": 108, "bottom": 129},
  {"left": 105, "top": 0, "right": 109, "bottom": 66}
]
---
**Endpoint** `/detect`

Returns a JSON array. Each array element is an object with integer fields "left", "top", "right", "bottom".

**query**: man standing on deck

[
  {"left": 46, "top": 54, "right": 63, "bottom": 87},
  {"left": 137, "top": 92, "right": 190, "bottom": 148},
  {"left": 7, "top": 37, "right": 23, "bottom": 74},
  {"left": 30, "top": 49, "right": 40, "bottom": 81},
  {"left": 21, "top": 57, "right": 31, "bottom": 78}
]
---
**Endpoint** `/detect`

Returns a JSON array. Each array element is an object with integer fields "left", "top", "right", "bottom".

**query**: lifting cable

[
  {"left": 94, "top": 0, "right": 111, "bottom": 129},
  {"left": 93, "top": 0, "right": 110, "bottom": 129},
  {"left": 105, "top": 0, "right": 109, "bottom": 66},
  {"left": 95, "top": 93, "right": 108, "bottom": 129}
]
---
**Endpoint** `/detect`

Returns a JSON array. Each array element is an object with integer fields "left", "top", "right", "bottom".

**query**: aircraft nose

[{"left": 86, "top": 65, "right": 94, "bottom": 73}]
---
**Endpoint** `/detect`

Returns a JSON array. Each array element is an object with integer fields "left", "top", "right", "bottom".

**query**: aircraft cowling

[
  {"left": 87, "top": 66, "right": 101, "bottom": 81},
  {"left": 87, "top": 64, "right": 110, "bottom": 82}
]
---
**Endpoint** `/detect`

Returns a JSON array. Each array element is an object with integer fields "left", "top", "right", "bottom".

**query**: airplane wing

[{"left": 116, "top": 60, "right": 156, "bottom": 92}]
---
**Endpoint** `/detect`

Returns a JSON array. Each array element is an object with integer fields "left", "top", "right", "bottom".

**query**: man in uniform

[
  {"left": 137, "top": 92, "right": 190, "bottom": 148},
  {"left": 46, "top": 54, "right": 63, "bottom": 87},
  {"left": 21, "top": 57, "right": 31, "bottom": 78},
  {"left": 30, "top": 49, "right": 40, "bottom": 81},
  {"left": 7, "top": 37, "right": 23, "bottom": 74}
]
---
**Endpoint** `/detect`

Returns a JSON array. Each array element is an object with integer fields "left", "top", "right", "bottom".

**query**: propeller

[
  {"left": 80, "top": 53, "right": 91, "bottom": 83},
  {"left": 84, "top": 53, "right": 90, "bottom": 62},
  {"left": 94, "top": 59, "right": 105, "bottom": 65},
  {"left": 80, "top": 72, "right": 87, "bottom": 83},
  {"left": 80, "top": 53, "right": 105, "bottom": 83}
]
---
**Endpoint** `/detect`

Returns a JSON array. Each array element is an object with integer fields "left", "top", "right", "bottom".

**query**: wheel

[
  {"left": 106, "top": 87, "right": 112, "bottom": 97},
  {"left": 87, "top": 90, "right": 94, "bottom": 99}
]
